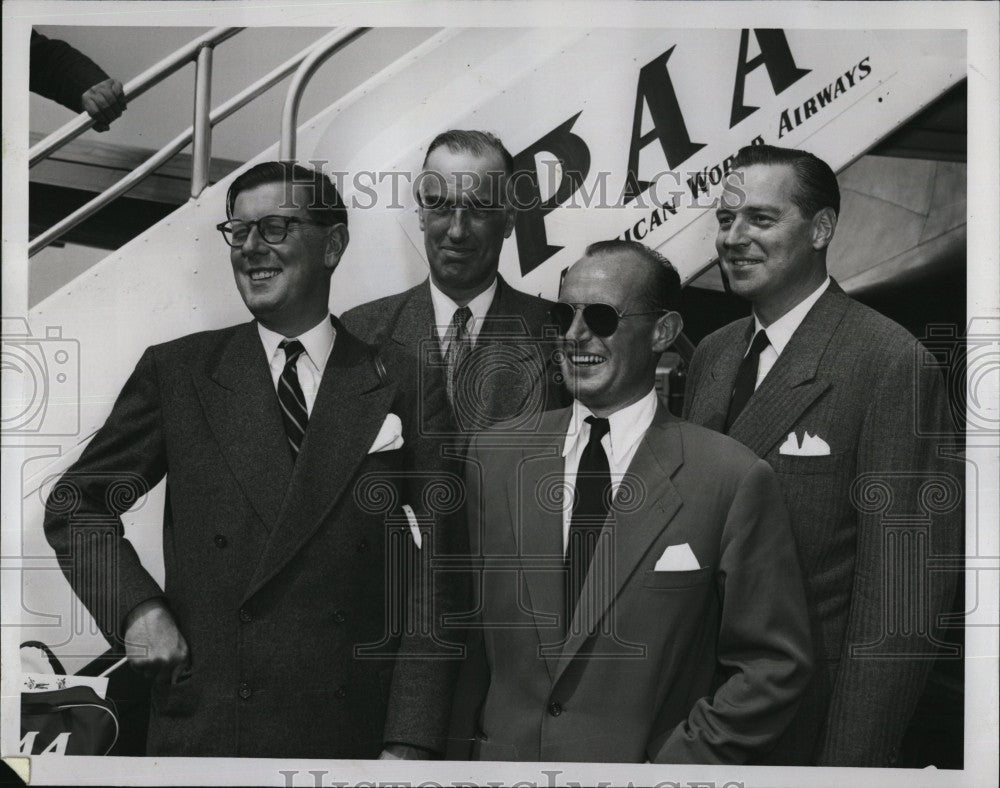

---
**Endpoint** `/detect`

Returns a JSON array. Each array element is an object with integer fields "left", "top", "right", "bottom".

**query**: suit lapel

[
  {"left": 555, "top": 405, "right": 684, "bottom": 681},
  {"left": 391, "top": 275, "right": 539, "bottom": 348},
  {"left": 194, "top": 321, "right": 291, "bottom": 533},
  {"left": 390, "top": 281, "right": 438, "bottom": 351},
  {"left": 479, "top": 275, "right": 540, "bottom": 340},
  {"left": 729, "top": 284, "right": 848, "bottom": 456},
  {"left": 692, "top": 318, "right": 752, "bottom": 433},
  {"left": 509, "top": 411, "right": 572, "bottom": 680},
  {"left": 473, "top": 276, "right": 548, "bottom": 424},
  {"left": 389, "top": 282, "right": 453, "bottom": 439},
  {"left": 242, "top": 325, "right": 397, "bottom": 602}
]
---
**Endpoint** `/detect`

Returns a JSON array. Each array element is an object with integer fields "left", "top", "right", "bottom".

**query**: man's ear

[
  {"left": 652, "top": 311, "right": 683, "bottom": 354},
  {"left": 417, "top": 207, "right": 426, "bottom": 233},
  {"left": 811, "top": 207, "right": 838, "bottom": 251},
  {"left": 324, "top": 224, "right": 349, "bottom": 271}
]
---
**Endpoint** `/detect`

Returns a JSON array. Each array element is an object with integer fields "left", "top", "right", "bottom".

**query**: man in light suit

[
  {"left": 455, "top": 241, "right": 813, "bottom": 763},
  {"left": 44, "top": 162, "right": 457, "bottom": 758},
  {"left": 684, "top": 144, "right": 962, "bottom": 766},
  {"left": 342, "top": 129, "right": 564, "bottom": 436}
]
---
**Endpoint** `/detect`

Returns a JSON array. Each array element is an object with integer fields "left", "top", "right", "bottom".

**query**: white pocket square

[
  {"left": 654, "top": 543, "right": 700, "bottom": 571},
  {"left": 368, "top": 413, "right": 404, "bottom": 453},
  {"left": 402, "top": 504, "right": 422, "bottom": 550},
  {"left": 778, "top": 431, "right": 830, "bottom": 456}
]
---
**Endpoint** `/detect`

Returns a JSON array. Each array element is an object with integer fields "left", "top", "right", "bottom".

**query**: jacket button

[
  {"left": 238, "top": 683, "right": 252, "bottom": 700},
  {"left": 239, "top": 608, "right": 252, "bottom": 623},
  {"left": 334, "top": 686, "right": 347, "bottom": 699},
  {"left": 214, "top": 534, "right": 228, "bottom": 548},
  {"left": 333, "top": 610, "right": 346, "bottom": 624},
  {"left": 357, "top": 539, "right": 369, "bottom": 552},
  {"left": 547, "top": 701, "right": 562, "bottom": 717}
]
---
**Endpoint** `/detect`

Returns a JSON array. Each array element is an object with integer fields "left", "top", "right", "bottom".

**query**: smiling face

[
  {"left": 229, "top": 181, "right": 347, "bottom": 337},
  {"left": 716, "top": 163, "right": 834, "bottom": 325},
  {"left": 418, "top": 146, "right": 515, "bottom": 305},
  {"left": 557, "top": 251, "right": 679, "bottom": 417}
]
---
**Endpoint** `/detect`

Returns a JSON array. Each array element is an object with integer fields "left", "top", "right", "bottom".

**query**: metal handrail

[
  {"left": 279, "top": 28, "right": 370, "bottom": 161},
  {"left": 191, "top": 45, "right": 215, "bottom": 198},
  {"left": 28, "top": 30, "right": 356, "bottom": 258},
  {"left": 673, "top": 332, "right": 695, "bottom": 364},
  {"left": 29, "top": 27, "right": 243, "bottom": 167}
]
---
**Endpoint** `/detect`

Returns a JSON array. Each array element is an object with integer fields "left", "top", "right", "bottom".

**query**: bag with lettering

[{"left": 19, "top": 641, "right": 120, "bottom": 755}]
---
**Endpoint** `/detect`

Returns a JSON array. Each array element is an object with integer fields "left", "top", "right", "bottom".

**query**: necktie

[
  {"left": 444, "top": 306, "right": 473, "bottom": 405},
  {"left": 277, "top": 339, "right": 309, "bottom": 460},
  {"left": 567, "top": 415, "right": 612, "bottom": 621},
  {"left": 725, "top": 329, "right": 770, "bottom": 433}
]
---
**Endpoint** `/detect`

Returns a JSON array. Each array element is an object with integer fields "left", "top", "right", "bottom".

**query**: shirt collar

[
  {"left": 428, "top": 276, "right": 498, "bottom": 344},
  {"left": 753, "top": 276, "right": 830, "bottom": 356},
  {"left": 257, "top": 315, "right": 336, "bottom": 371},
  {"left": 562, "top": 388, "right": 659, "bottom": 464}
]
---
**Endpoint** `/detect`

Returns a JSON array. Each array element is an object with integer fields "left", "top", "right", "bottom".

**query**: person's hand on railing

[{"left": 81, "top": 78, "right": 127, "bottom": 132}]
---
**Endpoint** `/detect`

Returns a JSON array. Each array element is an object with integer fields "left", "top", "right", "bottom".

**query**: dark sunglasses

[
  {"left": 549, "top": 302, "right": 667, "bottom": 338},
  {"left": 216, "top": 215, "right": 329, "bottom": 247}
]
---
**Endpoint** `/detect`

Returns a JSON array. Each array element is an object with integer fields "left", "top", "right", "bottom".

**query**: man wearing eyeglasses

[
  {"left": 452, "top": 240, "right": 813, "bottom": 763},
  {"left": 342, "top": 129, "right": 564, "bottom": 437},
  {"left": 44, "top": 162, "right": 459, "bottom": 759}
]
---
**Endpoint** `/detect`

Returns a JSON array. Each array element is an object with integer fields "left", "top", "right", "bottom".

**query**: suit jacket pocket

[
  {"left": 642, "top": 565, "right": 713, "bottom": 589},
  {"left": 769, "top": 451, "right": 849, "bottom": 476},
  {"left": 150, "top": 674, "right": 198, "bottom": 718}
]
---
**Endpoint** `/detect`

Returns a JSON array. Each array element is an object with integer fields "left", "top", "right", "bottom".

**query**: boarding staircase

[{"left": 12, "top": 26, "right": 966, "bottom": 666}]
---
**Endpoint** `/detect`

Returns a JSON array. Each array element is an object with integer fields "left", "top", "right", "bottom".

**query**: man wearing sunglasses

[
  {"left": 684, "top": 144, "right": 961, "bottom": 766},
  {"left": 44, "top": 162, "right": 460, "bottom": 759},
  {"left": 453, "top": 240, "right": 813, "bottom": 763},
  {"left": 342, "top": 129, "right": 564, "bottom": 437}
]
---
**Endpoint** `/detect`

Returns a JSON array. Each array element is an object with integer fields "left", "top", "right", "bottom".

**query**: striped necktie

[
  {"left": 278, "top": 339, "right": 309, "bottom": 460},
  {"left": 444, "top": 305, "right": 473, "bottom": 406}
]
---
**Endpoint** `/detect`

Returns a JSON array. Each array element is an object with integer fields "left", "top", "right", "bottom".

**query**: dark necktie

[
  {"left": 725, "top": 329, "right": 770, "bottom": 433},
  {"left": 277, "top": 339, "right": 309, "bottom": 460},
  {"left": 444, "top": 306, "right": 472, "bottom": 405},
  {"left": 567, "top": 415, "right": 612, "bottom": 621}
]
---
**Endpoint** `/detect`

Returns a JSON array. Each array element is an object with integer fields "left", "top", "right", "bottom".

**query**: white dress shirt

[
  {"left": 560, "top": 389, "right": 658, "bottom": 554},
  {"left": 752, "top": 276, "right": 830, "bottom": 388},
  {"left": 428, "top": 276, "right": 498, "bottom": 352},
  {"left": 257, "top": 316, "right": 336, "bottom": 416}
]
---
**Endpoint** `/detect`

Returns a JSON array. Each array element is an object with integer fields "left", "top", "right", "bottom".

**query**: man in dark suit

[
  {"left": 455, "top": 241, "right": 813, "bottom": 762},
  {"left": 684, "top": 144, "right": 962, "bottom": 766},
  {"left": 44, "top": 162, "right": 457, "bottom": 759},
  {"left": 342, "top": 129, "right": 563, "bottom": 435}
]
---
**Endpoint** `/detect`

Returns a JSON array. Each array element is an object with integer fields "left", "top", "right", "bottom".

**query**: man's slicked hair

[
  {"left": 585, "top": 239, "right": 682, "bottom": 313},
  {"left": 226, "top": 161, "right": 347, "bottom": 228},
  {"left": 731, "top": 143, "right": 840, "bottom": 218},
  {"left": 422, "top": 129, "right": 514, "bottom": 177}
]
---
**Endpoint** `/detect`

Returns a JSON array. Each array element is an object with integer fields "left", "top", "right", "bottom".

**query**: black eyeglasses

[
  {"left": 216, "top": 215, "right": 329, "bottom": 247},
  {"left": 549, "top": 302, "right": 667, "bottom": 338}
]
